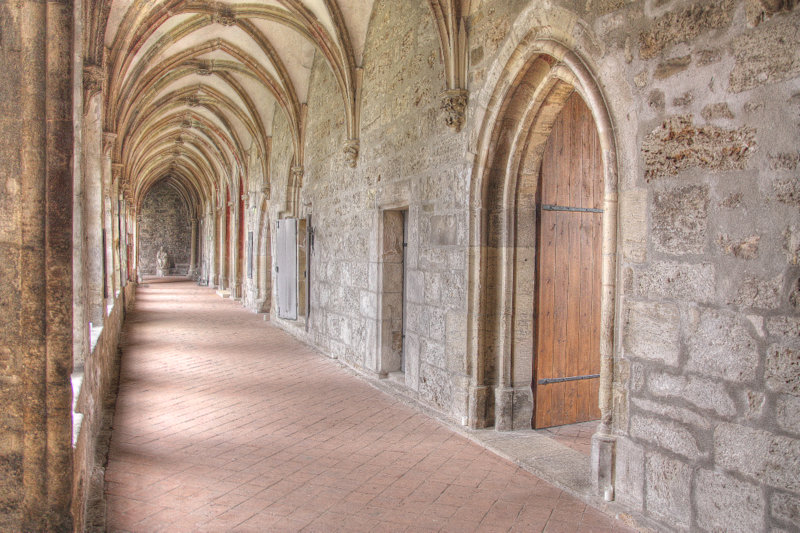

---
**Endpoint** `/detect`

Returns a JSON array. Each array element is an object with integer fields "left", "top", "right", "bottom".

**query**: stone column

[
  {"left": 84, "top": 91, "right": 105, "bottom": 326},
  {"left": 218, "top": 204, "right": 227, "bottom": 289},
  {"left": 0, "top": 1, "right": 74, "bottom": 529},
  {"left": 188, "top": 218, "right": 198, "bottom": 278},
  {"left": 102, "top": 133, "right": 115, "bottom": 302},
  {"left": 119, "top": 196, "right": 128, "bottom": 287},
  {"left": 208, "top": 206, "right": 218, "bottom": 288},
  {"left": 231, "top": 195, "right": 240, "bottom": 299},
  {"left": 134, "top": 212, "right": 142, "bottom": 283}
]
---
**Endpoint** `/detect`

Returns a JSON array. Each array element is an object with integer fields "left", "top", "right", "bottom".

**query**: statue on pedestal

[{"left": 156, "top": 246, "right": 168, "bottom": 276}]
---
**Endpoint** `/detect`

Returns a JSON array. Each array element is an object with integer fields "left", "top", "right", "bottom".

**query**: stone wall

[
  {"left": 72, "top": 285, "right": 135, "bottom": 532},
  {"left": 606, "top": 3, "right": 800, "bottom": 531},
  {"left": 262, "top": 1, "right": 800, "bottom": 531},
  {"left": 139, "top": 180, "right": 192, "bottom": 275},
  {"left": 270, "top": 0, "right": 476, "bottom": 420}
]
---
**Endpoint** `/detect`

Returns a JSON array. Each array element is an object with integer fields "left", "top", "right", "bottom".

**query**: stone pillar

[
  {"left": 119, "top": 196, "right": 128, "bottom": 287},
  {"left": 188, "top": 218, "right": 198, "bottom": 278},
  {"left": 208, "top": 207, "right": 218, "bottom": 288},
  {"left": 71, "top": 0, "right": 88, "bottom": 368},
  {"left": 84, "top": 91, "right": 105, "bottom": 325},
  {"left": 231, "top": 196, "right": 241, "bottom": 299},
  {"left": 0, "top": 1, "right": 74, "bottom": 529},
  {"left": 134, "top": 212, "right": 142, "bottom": 283},
  {"left": 218, "top": 204, "right": 227, "bottom": 289}
]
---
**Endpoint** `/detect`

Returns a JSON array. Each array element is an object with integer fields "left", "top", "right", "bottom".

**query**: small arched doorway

[{"left": 533, "top": 92, "right": 603, "bottom": 428}]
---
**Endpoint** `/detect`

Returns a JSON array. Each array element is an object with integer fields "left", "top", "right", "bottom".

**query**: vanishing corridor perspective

[
  {"left": 106, "top": 279, "right": 636, "bottom": 531},
  {"left": 1, "top": 0, "right": 799, "bottom": 531}
]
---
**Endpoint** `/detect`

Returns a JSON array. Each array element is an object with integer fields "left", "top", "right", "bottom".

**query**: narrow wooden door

[{"left": 533, "top": 93, "right": 603, "bottom": 428}]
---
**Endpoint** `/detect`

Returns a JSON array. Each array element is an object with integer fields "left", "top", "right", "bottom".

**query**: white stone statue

[{"left": 156, "top": 246, "right": 168, "bottom": 276}]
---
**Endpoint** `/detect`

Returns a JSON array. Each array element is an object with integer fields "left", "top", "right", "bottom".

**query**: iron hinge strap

[
  {"left": 537, "top": 373, "right": 600, "bottom": 385},
  {"left": 540, "top": 204, "right": 603, "bottom": 214}
]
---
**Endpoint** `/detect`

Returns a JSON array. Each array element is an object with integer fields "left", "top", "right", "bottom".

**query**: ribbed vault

[{"left": 89, "top": 0, "right": 382, "bottom": 213}]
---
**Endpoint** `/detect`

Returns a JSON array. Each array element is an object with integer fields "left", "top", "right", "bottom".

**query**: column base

[
  {"left": 592, "top": 432, "right": 617, "bottom": 501},
  {"left": 494, "top": 385, "right": 533, "bottom": 431}
]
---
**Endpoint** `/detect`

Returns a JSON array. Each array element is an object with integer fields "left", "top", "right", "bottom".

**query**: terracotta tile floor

[
  {"left": 105, "top": 280, "right": 635, "bottom": 532},
  {"left": 534, "top": 421, "right": 598, "bottom": 456}
]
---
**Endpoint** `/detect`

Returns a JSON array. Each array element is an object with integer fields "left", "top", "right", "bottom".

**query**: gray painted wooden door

[{"left": 276, "top": 218, "right": 298, "bottom": 320}]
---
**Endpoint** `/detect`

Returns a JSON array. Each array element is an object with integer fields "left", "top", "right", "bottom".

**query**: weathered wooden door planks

[{"left": 533, "top": 93, "right": 603, "bottom": 428}]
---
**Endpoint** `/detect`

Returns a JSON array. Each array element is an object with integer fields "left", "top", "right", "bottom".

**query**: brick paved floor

[{"left": 105, "top": 280, "right": 635, "bottom": 532}]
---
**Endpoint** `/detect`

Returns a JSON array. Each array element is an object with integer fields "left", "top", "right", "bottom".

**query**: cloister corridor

[{"left": 104, "top": 280, "right": 634, "bottom": 532}]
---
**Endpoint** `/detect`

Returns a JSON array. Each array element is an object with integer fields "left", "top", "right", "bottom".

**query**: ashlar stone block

[
  {"left": 623, "top": 300, "right": 680, "bottom": 366},
  {"left": 766, "top": 343, "right": 800, "bottom": 396},
  {"left": 648, "top": 372, "right": 736, "bottom": 417},
  {"left": 714, "top": 423, "right": 800, "bottom": 492},
  {"left": 771, "top": 491, "right": 800, "bottom": 530},
  {"left": 777, "top": 395, "right": 800, "bottom": 436},
  {"left": 652, "top": 184, "right": 709, "bottom": 255},
  {"left": 687, "top": 308, "right": 759, "bottom": 382},
  {"left": 695, "top": 469, "right": 765, "bottom": 533},
  {"left": 631, "top": 414, "right": 702, "bottom": 460},
  {"left": 631, "top": 261, "right": 715, "bottom": 302},
  {"left": 645, "top": 453, "right": 692, "bottom": 529},
  {"left": 729, "top": 11, "right": 800, "bottom": 93}
]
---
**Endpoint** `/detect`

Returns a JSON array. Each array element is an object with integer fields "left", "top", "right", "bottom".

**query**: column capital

[
  {"left": 83, "top": 63, "right": 105, "bottom": 102},
  {"left": 441, "top": 89, "right": 469, "bottom": 133}
]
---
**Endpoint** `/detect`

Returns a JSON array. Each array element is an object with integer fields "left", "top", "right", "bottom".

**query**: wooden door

[{"left": 533, "top": 93, "right": 603, "bottom": 428}]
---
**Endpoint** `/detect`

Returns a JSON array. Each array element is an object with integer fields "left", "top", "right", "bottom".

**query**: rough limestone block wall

[
  {"left": 572, "top": 2, "right": 800, "bottom": 531},
  {"left": 268, "top": 0, "right": 477, "bottom": 421},
  {"left": 139, "top": 181, "right": 192, "bottom": 275}
]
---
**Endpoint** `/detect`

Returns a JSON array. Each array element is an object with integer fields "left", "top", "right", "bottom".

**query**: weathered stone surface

[
  {"left": 715, "top": 423, "right": 800, "bottom": 491},
  {"left": 777, "top": 394, "right": 800, "bottom": 436},
  {"left": 769, "top": 151, "right": 800, "bottom": 171},
  {"left": 645, "top": 453, "right": 691, "bottom": 528},
  {"left": 773, "top": 178, "right": 800, "bottom": 207},
  {"left": 717, "top": 234, "right": 760, "bottom": 260},
  {"left": 589, "top": 0, "right": 634, "bottom": 15},
  {"left": 638, "top": 1, "right": 734, "bottom": 60},
  {"left": 744, "top": 389, "right": 767, "bottom": 420},
  {"left": 631, "top": 397, "right": 712, "bottom": 431},
  {"left": 630, "top": 414, "right": 702, "bottom": 460},
  {"left": 701, "top": 102, "right": 735, "bottom": 121},
  {"left": 687, "top": 308, "right": 759, "bottom": 382},
  {"left": 784, "top": 226, "right": 800, "bottom": 264},
  {"left": 730, "top": 10, "right": 800, "bottom": 92},
  {"left": 652, "top": 184, "right": 708, "bottom": 254},
  {"left": 642, "top": 115, "right": 756, "bottom": 181},
  {"left": 768, "top": 315, "right": 800, "bottom": 340},
  {"left": 419, "top": 362, "right": 452, "bottom": 411},
  {"left": 623, "top": 301, "right": 680, "bottom": 365},
  {"left": 615, "top": 437, "right": 644, "bottom": 510},
  {"left": 695, "top": 469, "right": 766, "bottom": 532},
  {"left": 648, "top": 372, "right": 736, "bottom": 417},
  {"left": 653, "top": 55, "right": 692, "bottom": 79},
  {"left": 766, "top": 343, "right": 800, "bottom": 396},
  {"left": 730, "top": 273, "right": 783, "bottom": 309},
  {"left": 771, "top": 491, "right": 800, "bottom": 529},
  {"left": 631, "top": 261, "right": 715, "bottom": 302},
  {"left": 620, "top": 188, "right": 648, "bottom": 262}
]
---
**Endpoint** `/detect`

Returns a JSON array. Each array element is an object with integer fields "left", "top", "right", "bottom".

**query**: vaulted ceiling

[{"left": 84, "top": 0, "right": 469, "bottom": 209}]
